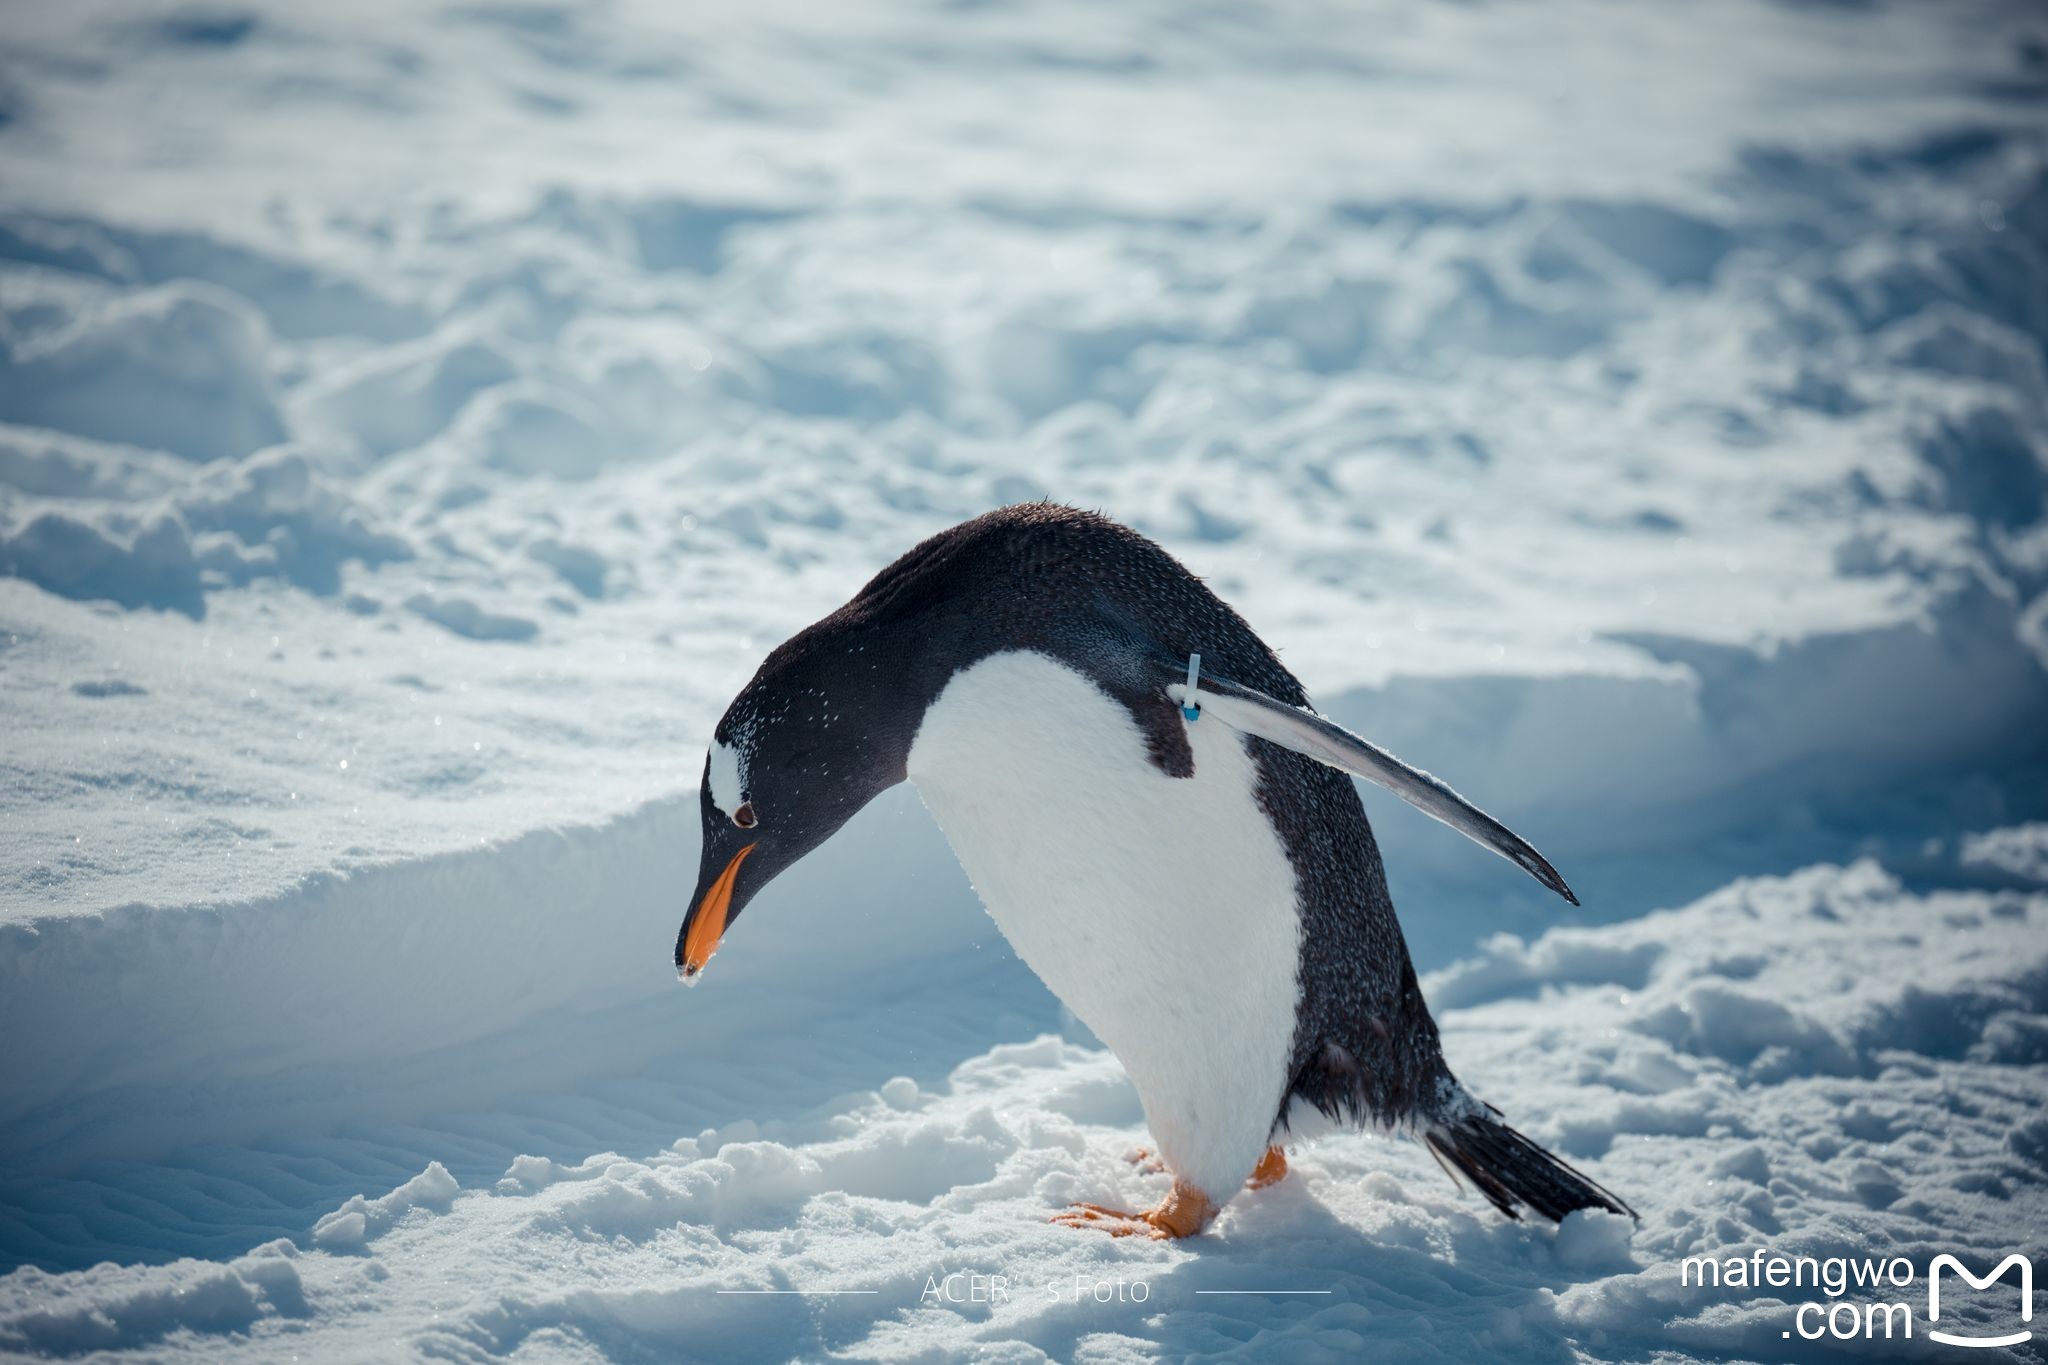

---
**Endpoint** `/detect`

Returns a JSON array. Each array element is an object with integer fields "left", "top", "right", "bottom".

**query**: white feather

[
  {"left": 707, "top": 739, "right": 744, "bottom": 818},
  {"left": 909, "top": 650, "right": 1301, "bottom": 1200}
]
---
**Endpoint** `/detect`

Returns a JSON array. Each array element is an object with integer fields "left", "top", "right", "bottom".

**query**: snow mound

[
  {"left": 1964, "top": 824, "right": 2048, "bottom": 887},
  {"left": 292, "top": 332, "right": 518, "bottom": 460},
  {"left": 0, "top": 508, "right": 206, "bottom": 617},
  {"left": 0, "top": 282, "right": 283, "bottom": 462},
  {"left": 0, "top": 1242, "right": 304, "bottom": 1358},
  {"left": 310, "top": 1163, "right": 458, "bottom": 1250},
  {"left": 404, "top": 590, "right": 540, "bottom": 641},
  {"left": 0, "top": 440, "right": 412, "bottom": 616},
  {"left": 179, "top": 447, "right": 414, "bottom": 594}
]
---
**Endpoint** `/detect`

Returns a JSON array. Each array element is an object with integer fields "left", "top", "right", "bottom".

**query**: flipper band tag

[{"left": 1182, "top": 653, "right": 1202, "bottom": 721}]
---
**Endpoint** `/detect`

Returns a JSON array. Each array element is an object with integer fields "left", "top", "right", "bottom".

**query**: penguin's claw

[
  {"left": 1050, "top": 1202, "right": 1166, "bottom": 1239},
  {"left": 1051, "top": 1185, "right": 1216, "bottom": 1239}
]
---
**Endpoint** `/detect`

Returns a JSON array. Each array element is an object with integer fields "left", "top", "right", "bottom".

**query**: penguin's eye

[{"left": 732, "top": 801, "right": 758, "bottom": 830}]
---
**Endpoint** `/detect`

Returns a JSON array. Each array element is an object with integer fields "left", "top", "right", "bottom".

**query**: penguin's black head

[{"left": 674, "top": 623, "right": 916, "bottom": 981}]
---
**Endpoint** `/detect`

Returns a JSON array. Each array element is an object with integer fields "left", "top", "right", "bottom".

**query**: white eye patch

[{"left": 707, "top": 739, "right": 746, "bottom": 818}]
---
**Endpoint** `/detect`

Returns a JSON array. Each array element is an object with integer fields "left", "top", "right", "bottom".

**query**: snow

[
  {"left": 3, "top": 863, "right": 2041, "bottom": 1360},
  {"left": 308, "top": 1162, "right": 460, "bottom": 1252},
  {"left": 1, "top": 0, "right": 2045, "bottom": 1360}
]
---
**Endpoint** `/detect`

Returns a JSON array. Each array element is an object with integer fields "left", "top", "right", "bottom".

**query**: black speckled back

[{"left": 719, "top": 503, "right": 1452, "bottom": 1130}]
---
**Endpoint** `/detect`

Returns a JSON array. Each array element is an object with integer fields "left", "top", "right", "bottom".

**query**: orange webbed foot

[
  {"left": 1050, "top": 1201, "right": 1165, "bottom": 1239},
  {"left": 1051, "top": 1183, "right": 1215, "bottom": 1240},
  {"left": 1246, "top": 1147, "right": 1288, "bottom": 1190}
]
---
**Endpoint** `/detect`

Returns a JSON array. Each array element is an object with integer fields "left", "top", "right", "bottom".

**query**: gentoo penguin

[{"left": 677, "top": 504, "right": 1632, "bottom": 1238}]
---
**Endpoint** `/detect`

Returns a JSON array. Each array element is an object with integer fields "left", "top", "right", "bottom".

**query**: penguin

[{"left": 677, "top": 504, "right": 1633, "bottom": 1239}]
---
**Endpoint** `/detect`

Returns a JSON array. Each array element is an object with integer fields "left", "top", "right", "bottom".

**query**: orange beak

[{"left": 681, "top": 843, "right": 756, "bottom": 976}]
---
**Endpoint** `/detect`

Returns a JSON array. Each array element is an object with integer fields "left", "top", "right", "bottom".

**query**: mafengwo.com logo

[
  {"left": 1928, "top": 1256, "right": 2034, "bottom": 1350},
  {"left": 1680, "top": 1248, "right": 2033, "bottom": 1347}
]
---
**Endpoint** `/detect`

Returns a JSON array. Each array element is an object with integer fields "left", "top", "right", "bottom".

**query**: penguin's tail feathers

[{"left": 1422, "top": 1104, "right": 1636, "bottom": 1225}]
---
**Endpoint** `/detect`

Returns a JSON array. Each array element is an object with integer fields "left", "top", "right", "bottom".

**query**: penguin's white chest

[{"left": 906, "top": 649, "right": 1303, "bottom": 1197}]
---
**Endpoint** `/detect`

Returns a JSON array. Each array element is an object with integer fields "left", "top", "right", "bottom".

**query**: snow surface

[
  {"left": 3, "top": 864, "right": 2043, "bottom": 1361},
  {"left": 1, "top": 0, "right": 2045, "bottom": 1360}
]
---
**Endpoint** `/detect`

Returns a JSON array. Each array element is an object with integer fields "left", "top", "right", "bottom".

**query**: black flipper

[
  {"left": 1163, "top": 661, "right": 1579, "bottom": 906},
  {"left": 1424, "top": 1108, "right": 1636, "bottom": 1224}
]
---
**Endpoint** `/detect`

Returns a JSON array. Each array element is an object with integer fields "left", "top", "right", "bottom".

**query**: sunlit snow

[{"left": 1, "top": 0, "right": 2044, "bottom": 1360}]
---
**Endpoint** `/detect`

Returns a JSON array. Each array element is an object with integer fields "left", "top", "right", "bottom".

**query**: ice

[{"left": 0, "top": 0, "right": 2044, "bottom": 1359}]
